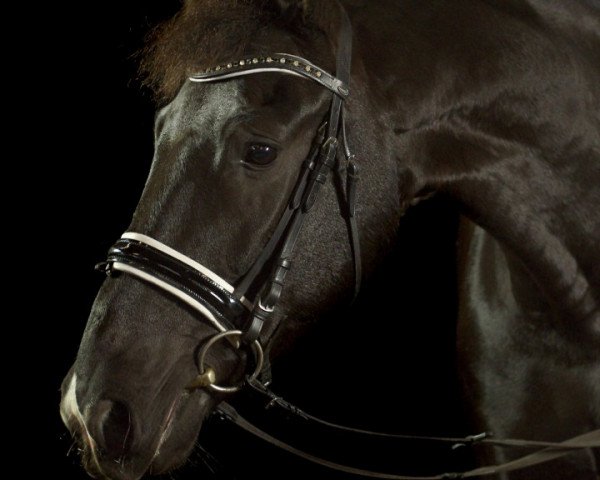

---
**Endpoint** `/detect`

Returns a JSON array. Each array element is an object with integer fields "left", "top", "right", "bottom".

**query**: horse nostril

[{"left": 93, "top": 400, "right": 134, "bottom": 459}]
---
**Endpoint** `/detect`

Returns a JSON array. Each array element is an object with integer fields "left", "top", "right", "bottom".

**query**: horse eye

[{"left": 244, "top": 144, "right": 278, "bottom": 167}]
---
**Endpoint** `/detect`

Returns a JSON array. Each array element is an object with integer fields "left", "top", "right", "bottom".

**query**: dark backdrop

[{"left": 30, "top": 2, "right": 471, "bottom": 478}]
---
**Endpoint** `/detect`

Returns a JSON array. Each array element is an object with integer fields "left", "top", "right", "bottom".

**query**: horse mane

[{"left": 139, "top": 0, "right": 340, "bottom": 103}]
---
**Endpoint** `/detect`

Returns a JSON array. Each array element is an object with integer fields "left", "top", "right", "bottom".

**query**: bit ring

[{"left": 195, "top": 330, "right": 263, "bottom": 393}]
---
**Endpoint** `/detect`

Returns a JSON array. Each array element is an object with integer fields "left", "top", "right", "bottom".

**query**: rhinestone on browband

[
  {"left": 190, "top": 53, "right": 347, "bottom": 97},
  {"left": 203, "top": 55, "right": 324, "bottom": 78}
]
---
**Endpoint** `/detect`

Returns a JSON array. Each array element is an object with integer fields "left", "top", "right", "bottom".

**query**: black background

[{"left": 29, "top": 2, "right": 471, "bottom": 478}]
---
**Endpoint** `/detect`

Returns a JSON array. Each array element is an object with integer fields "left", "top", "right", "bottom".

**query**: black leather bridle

[
  {"left": 95, "top": 3, "right": 600, "bottom": 477},
  {"left": 97, "top": 4, "right": 359, "bottom": 392}
]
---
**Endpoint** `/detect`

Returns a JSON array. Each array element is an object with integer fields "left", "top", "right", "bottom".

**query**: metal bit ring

[{"left": 195, "top": 330, "right": 264, "bottom": 393}]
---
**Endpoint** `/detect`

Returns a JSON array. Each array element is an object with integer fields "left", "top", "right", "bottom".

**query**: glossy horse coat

[{"left": 61, "top": 1, "right": 600, "bottom": 479}]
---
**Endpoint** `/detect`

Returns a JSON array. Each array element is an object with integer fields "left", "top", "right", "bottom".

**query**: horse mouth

[{"left": 150, "top": 396, "right": 182, "bottom": 463}]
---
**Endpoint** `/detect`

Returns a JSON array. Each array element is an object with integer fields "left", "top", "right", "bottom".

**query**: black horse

[{"left": 60, "top": 1, "right": 600, "bottom": 479}]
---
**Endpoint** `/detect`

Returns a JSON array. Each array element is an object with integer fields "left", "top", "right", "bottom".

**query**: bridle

[
  {"left": 96, "top": 5, "right": 359, "bottom": 393},
  {"left": 95, "top": 3, "right": 600, "bottom": 478}
]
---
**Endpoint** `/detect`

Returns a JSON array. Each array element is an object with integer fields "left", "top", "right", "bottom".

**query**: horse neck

[
  {"left": 448, "top": 157, "right": 600, "bottom": 334},
  {"left": 351, "top": 0, "right": 599, "bottom": 330}
]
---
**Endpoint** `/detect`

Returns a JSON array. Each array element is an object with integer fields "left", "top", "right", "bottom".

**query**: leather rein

[
  {"left": 217, "top": 380, "right": 600, "bottom": 479},
  {"left": 96, "top": 3, "right": 600, "bottom": 478}
]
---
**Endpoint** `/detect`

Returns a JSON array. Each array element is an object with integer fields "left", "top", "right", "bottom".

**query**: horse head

[{"left": 60, "top": 2, "right": 407, "bottom": 478}]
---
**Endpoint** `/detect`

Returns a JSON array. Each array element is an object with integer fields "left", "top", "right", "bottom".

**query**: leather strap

[
  {"left": 217, "top": 402, "right": 600, "bottom": 479},
  {"left": 246, "top": 379, "right": 600, "bottom": 450},
  {"left": 340, "top": 107, "right": 362, "bottom": 299},
  {"left": 233, "top": 122, "right": 327, "bottom": 301},
  {"left": 237, "top": 5, "right": 356, "bottom": 343},
  {"left": 190, "top": 53, "right": 349, "bottom": 98},
  {"left": 338, "top": 153, "right": 361, "bottom": 300},
  {"left": 98, "top": 239, "right": 247, "bottom": 330}
]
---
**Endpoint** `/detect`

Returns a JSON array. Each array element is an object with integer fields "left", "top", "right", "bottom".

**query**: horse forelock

[{"left": 138, "top": 0, "right": 341, "bottom": 104}]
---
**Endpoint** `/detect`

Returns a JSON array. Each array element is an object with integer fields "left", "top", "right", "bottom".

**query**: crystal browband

[{"left": 189, "top": 53, "right": 349, "bottom": 97}]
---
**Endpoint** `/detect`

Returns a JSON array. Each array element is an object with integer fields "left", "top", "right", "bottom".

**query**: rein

[
  {"left": 213, "top": 378, "right": 600, "bottom": 479},
  {"left": 217, "top": 400, "right": 600, "bottom": 480}
]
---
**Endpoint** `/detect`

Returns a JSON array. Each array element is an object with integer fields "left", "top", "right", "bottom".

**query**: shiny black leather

[
  {"left": 236, "top": 5, "right": 356, "bottom": 344},
  {"left": 100, "top": 239, "right": 247, "bottom": 330}
]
